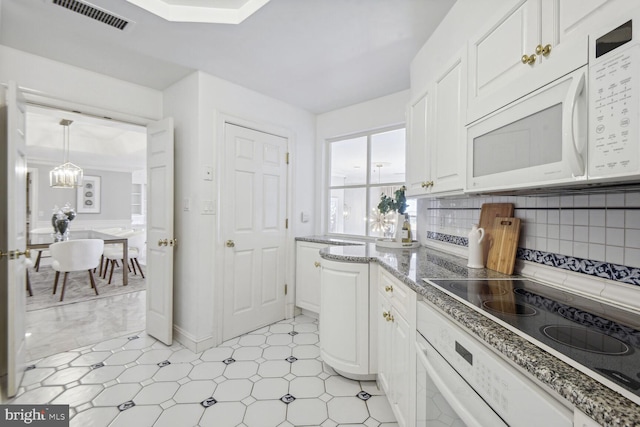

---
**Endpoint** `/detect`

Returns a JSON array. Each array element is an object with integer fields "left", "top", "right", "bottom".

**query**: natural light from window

[{"left": 328, "top": 127, "right": 416, "bottom": 238}]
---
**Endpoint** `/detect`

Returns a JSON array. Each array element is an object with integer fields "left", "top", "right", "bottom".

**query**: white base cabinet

[
  {"left": 295, "top": 241, "right": 326, "bottom": 313},
  {"left": 377, "top": 268, "right": 416, "bottom": 427},
  {"left": 319, "top": 258, "right": 371, "bottom": 378}
]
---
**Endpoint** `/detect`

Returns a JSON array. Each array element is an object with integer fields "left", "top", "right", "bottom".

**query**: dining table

[{"left": 27, "top": 229, "right": 129, "bottom": 286}]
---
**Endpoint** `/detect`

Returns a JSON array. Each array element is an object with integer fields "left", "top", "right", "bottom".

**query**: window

[{"left": 327, "top": 127, "right": 415, "bottom": 237}]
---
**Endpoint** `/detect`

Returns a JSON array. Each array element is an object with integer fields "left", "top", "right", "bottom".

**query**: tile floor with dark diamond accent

[{"left": 9, "top": 315, "right": 398, "bottom": 427}]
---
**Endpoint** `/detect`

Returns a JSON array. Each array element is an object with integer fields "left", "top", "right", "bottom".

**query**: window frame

[{"left": 325, "top": 124, "right": 407, "bottom": 239}]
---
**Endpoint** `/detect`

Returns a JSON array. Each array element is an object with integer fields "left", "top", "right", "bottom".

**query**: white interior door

[
  {"left": 222, "top": 123, "right": 287, "bottom": 341},
  {"left": 145, "top": 117, "right": 175, "bottom": 345},
  {"left": 0, "top": 81, "right": 28, "bottom": 397}
]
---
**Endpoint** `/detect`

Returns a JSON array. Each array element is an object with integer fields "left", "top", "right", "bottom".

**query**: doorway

[{"left": 23, "top": 106, "right": 148, "bottom": 361}]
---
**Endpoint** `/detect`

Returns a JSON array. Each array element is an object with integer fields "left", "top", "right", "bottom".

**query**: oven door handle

[{"left": 416, "top": 338, "right": 508, "bottom": 427}]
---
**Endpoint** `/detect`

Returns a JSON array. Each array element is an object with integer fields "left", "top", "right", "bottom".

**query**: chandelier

[{"left": 49, "top": 119, "right": 83, "bottom": 188}]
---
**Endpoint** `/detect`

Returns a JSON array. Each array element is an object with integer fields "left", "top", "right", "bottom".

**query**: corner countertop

[{"left": 297, "top": 236, "right": 640, "bottom": 427}]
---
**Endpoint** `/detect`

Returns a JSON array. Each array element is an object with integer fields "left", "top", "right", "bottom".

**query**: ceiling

[
  {"left": 0, "top": 0, "right": 456, "bottom": 114},
  {"left": 2, "top": 0, "right": 455, "bottom": 170}
]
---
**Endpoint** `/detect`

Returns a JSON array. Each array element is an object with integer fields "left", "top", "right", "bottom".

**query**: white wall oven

[{"left": 416, "top": 296, "right": 573, "bottom": 427}]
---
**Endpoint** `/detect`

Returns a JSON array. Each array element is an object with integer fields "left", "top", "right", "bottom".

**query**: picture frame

[{"left": 77, "top": 175, "right": 101, "bottom": 213}]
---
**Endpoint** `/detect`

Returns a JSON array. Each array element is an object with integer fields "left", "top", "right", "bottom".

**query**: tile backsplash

[{"left": 417, "top": 190, "right": 640, "bottom": 285}]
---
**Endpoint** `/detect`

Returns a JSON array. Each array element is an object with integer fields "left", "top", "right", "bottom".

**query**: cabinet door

[
  {"left": 431, "top": 52, "right": 466, "bottom": 194},
  {"left": 405, "top": 92, "right": 431, "bottom": 196},
  {"left": 377, "top": 293, "right": 392, "bottom": 394},
  {"left": 319, "top": 260, "right": 370, "bottom": 375},
  {"left": 295, "top": 242, "right": 324, "bottom": 313},
  {"left": 467, "top": 0, "right": 541, "bottom": 122},
  {"left": 390, "top": 309, "right": 412, "bottom": 427},
  {"left": 542, "top": 0, "right": 610, "bottom": 47}
]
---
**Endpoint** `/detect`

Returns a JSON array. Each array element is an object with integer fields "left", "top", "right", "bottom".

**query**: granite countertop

[{"left": 299, "top": 236, "right": 640, "bottom": 427}]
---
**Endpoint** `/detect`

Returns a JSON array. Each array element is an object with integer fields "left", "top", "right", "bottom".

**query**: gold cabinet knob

[
  {"left": 385, "top": 285, "right": 393, "bottom": 293},
  {"left": 226, "top": 240, "right": 235, "bottom": 248},
  {"left": 421, "top": 182, "right": 428, "bottom": 188},
  {"left": 158, "top": 239, "right": 168, "bottom": 247},
  {"left": 382, "top": 311, "right": 389, "bottom": 319},
  {"left": 428, "top": 181, "right": 434, "bottom": 187},
  {"left": 536, "top": 44, "right": 551, "bottom": 56},
  {"left": 314, "top": 261, "right": 321, "bottom": 268},
  {"left": 521, "top": 53, "right": 536, "bottom": 65}
]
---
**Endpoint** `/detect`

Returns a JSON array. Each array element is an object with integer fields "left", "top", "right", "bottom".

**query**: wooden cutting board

[
  {"left": 486, "top": 217, "right": 521, "bottom": 275},
  {"left": 478, "top": 203, "right": 514, "bottom": 265}
]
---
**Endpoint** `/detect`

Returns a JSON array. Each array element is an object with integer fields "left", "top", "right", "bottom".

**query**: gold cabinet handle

[
  {"left": 521, "top": 53, "right": 536, "bottom": 65},
  {"left": 385, "top": 285, "right": 393, "bottom": 293},
  {"left": 536, "top": 44, "right": 551, "bottom": 56},
  {"left": 226, "top": 240, "right": 235, "bottom": 248},
  {"left": 314, "top": 261, "right": 321, "bottom": 268},
  {"left": 158, "top": 239, "right": 168, "bottom": 247}
]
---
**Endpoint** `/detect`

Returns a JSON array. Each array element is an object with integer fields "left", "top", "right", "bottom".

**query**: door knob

[
  {"left": 226, "top": 240, "right": 235, "bottom": 248},
  {"left": 0, "top": 249, "right": 31, "bottom": 259}
]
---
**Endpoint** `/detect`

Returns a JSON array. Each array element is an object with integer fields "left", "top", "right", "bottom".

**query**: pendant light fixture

[{"left": 49, "top": 119, "right": 83, "bottom": 188}]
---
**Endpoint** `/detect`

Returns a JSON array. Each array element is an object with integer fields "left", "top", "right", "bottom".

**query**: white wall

[
  {"left": 163, "top": 71, "right": 316, "bottom": 351},
  {"left": 315, "top": 90, "right": 410, "bottom": 235},
  {"left": 29, "top": 163, "right": 132, "bottom": 228},
  {"left": 0, "top": 45, "right": 162, "bottom": 122}
]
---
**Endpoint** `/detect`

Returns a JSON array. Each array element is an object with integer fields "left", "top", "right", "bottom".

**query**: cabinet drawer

[{"left": 379, "top": 268, "right": 411, "bottom": 315}]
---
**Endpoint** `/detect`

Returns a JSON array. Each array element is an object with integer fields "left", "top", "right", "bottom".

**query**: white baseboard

[{"left": 173, "top": 325, "right": 216, "bottom": 353}]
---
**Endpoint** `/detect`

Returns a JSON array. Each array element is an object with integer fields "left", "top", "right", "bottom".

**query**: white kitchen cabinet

[
  {"left": 467, "top": 0, "right": 610, "bottom": 123},
  {"left": 377, "top": 268, "right": 416, "bottom": 427},
  {"left": 319, "top": 258, "right": 371, "bottom": 377},
  {"left": 431, "top": 52, "right": 466, "bottom": 194},
  {"left": 406, "top": 92, "right": 431, "bottom": 196},
  {"left": 295, "top": 241, "right": 326, "bottom": 313},
  {"left": 406, "top": 49, "right": 466, "bottom": 197}
]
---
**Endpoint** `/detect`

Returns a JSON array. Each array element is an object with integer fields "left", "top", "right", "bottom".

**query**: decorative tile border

[
  {"left": 426, "top": 231, "right": 468, "bottom": 247},
  {"left": 427, "top": 232, "right": 640, "bottom": 286},
  {"left": 517, "top": 248, "right": 640, "bottom": 287}
]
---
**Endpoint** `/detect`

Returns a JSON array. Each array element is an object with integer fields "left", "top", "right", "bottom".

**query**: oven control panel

[{"left": 417, "top": 301, "right": 573, "bottom": 427}]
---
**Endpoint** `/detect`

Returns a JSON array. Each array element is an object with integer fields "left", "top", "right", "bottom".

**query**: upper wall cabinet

[
  {"left": 467, "top": 0, "right": 611, "bottom": 124},
  {"left": 406, "top": 49, "right": 466, "bottom": 197},
  {"left": 406, "top": 92, "right": 430, "bottom": 196}
]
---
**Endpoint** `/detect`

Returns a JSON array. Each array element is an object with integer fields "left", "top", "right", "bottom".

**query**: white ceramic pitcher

[{"left": 467, "top": 224, "right": 485, "bottom": 268}]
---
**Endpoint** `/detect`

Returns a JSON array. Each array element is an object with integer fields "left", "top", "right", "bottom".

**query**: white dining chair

[
  {"left": 102, "top": 230, "right": 146, "bottom": 284},
  {"left": 49, "top": 239, "right": 104, "bottom": 301}
]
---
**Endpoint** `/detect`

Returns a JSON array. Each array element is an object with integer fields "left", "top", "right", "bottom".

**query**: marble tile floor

[
  {"left": 25, "top": 290, "right": 146, "bottom": 361},
  {"left": 10, "top": 315, "right": 398, "bottom": 427}
]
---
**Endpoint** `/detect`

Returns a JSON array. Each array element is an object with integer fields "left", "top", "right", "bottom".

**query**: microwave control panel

[{"left": 589, "top": 19, "right": 639, "bottom": 178}]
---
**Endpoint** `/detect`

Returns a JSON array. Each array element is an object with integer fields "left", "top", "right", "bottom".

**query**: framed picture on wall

[{"left": 77, "top": 175, "right": 101, "bottom": 213}]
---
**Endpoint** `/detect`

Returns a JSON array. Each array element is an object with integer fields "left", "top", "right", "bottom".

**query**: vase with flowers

[{"left": 377, "top": 186, "right": 408, "bottom": 242}]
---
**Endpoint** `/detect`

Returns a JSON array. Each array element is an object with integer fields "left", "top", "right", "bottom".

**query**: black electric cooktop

[{"left": 426, "top": 278, "right": 640, "bottom": 400}]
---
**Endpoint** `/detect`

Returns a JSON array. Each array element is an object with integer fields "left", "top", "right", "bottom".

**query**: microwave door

[{"left": 467, "top": 66, "right": 588, "bottom": 193}]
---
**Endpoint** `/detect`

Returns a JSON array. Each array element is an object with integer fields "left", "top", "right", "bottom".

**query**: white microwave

[
  {"left": 467, "top": 10, "right": 640, "bottom": 193},
  {"left": 467, "top": 65, "right": 588, "bottom": 193}
]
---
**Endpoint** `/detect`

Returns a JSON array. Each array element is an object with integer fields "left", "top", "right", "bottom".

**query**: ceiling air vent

[{"left": 52, "top": 0, "right": 131, "bottom": 31}]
